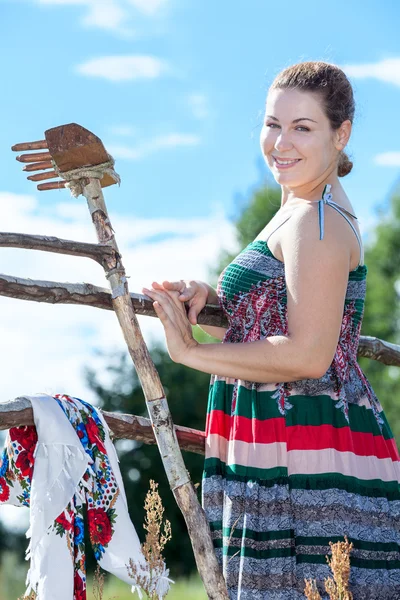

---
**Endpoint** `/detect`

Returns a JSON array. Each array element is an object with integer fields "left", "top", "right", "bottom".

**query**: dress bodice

[{"left": 215, "top": 184, "right": 372, "bottom": 419}]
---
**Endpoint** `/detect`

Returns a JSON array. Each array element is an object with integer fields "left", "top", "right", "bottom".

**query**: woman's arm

[
  {"left": 180, "top": 206, "right": 351, "bottom": 382},
  {"left": 197, "top": 283, "right": 228, "bottom": 340}
]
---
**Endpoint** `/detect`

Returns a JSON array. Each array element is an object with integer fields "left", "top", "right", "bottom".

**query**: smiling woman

[{"left": 143, "top": 60, "right": 400, "bottom": 600}]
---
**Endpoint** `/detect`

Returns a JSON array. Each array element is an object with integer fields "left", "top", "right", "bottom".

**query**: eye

[{"left": 265, "top": 123, "right": 310, "bottom": 132}]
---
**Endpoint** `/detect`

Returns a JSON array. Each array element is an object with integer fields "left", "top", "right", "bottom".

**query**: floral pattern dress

[{"left": 201, "top": 185, "right": 400, "bottom": 599}]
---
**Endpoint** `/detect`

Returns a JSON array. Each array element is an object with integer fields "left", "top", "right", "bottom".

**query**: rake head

[{"left": 11, "top": 123, "right": 118, "bottom": 191}]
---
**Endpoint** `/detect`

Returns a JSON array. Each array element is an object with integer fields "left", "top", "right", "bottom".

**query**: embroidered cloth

[{"left": 0, "top": 393, "right": 171, "bottom": 600}]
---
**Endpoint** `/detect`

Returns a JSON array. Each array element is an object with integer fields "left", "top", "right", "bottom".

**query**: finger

[
  {"left": 153, "top": 300, "right": 167, "bottom": 321},
  {"left": 143, "top": 287, "right": 180, "bottom": 310},
  {"left": 143, "top": 289, "right": 191, "bottom": 332},
  {"left": 162, "top": 280, "right": 186, "bottom": 294},
  {"left": 142, "top": 287, "right": 168, "bottom": 302},
  {"left": 144, "top": 289, "right": 177, "bottom": 323},
  {"left": 188, "top": 306, "right": 199, "bottom": 325},
  {"left": 163, "top": 280, "right": 195, "bottom": 302}
]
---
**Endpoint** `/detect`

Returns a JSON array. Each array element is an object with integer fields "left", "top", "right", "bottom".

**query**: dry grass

[
  {"left": 90, "top": 479, "right": 172, "bottom": 600},
  {"left": 127, "top": 479, "right": 172, "bottom": 599},
  {"left": 17, "top": 479, "right": 172, "bottom": 600},
  {"left": 304, "top": 536, "right": 354, "bottom": 600}
]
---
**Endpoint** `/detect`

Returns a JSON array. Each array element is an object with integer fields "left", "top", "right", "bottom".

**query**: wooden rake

[{"left": 10, "top": 123, "right": 229, "bottom": 600}]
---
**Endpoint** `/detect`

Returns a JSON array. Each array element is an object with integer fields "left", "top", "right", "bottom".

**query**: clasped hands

[{"left": 142, "top": 280, "right": 208, "bottom": 363}]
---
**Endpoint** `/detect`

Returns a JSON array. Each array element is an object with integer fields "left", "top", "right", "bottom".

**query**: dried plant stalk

[
  {"left": 304, "top": 536, "right": 354, "bottom": 600},
  {"left": 127, "top": 479, "right": 172, "bottom": 599},
  {"left": 93, "top": 565, "right": 106, "bottom": 600},
  {"left": 304, "top": 578, "right": 322, "bottom": 600},
  {"left": 324, "top": 536, "right": 353, "bottom": 600}
]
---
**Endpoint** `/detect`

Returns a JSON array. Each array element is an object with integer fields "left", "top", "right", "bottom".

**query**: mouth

[{"left": 272, "top": 156, "right": 302, "bottom": 169}]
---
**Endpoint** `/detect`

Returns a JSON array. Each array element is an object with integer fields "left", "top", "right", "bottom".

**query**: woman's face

[{"left": 260, "top": 88, "right": 348, "bottom": 188}]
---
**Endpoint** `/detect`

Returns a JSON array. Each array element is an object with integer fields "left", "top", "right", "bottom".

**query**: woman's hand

[
  {"left": 160, "top": 279, "right": 209, "bottom": 325},
  {"left": 142, "top": 281, "right": 199, "bottom": 364}
]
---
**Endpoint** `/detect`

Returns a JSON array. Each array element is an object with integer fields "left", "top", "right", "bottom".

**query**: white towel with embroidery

[{"left": 0, "top": 393, "right": 172, "bottom": 600}]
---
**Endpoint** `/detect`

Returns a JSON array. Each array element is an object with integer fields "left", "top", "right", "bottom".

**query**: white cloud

[
  {"left": 82, "top": 1, "right": 129, "bottom": 34},
  {"left": 108, "top": 133, "right": 201, "bottom": 160},
  {"left": 374, "top": 151, "right": 400, "bottom": 166},
  {"left": 0, "top": 191, "right": 236, "bottom": 409},
  {"left": 36, "top": 0, "right": 169, "bottom": 35},
  {"left": 37, "top": 0, "right": 131, "bottom": 35},
  {"left": 188, "top": 93, "right": 209, "bottom": 119},
  {"left": 341, "top": 57, "right": 400, "bottom": 87},
  {"left": 76, "top": 55, "right": 169, "bottom": 82},
  {"left": 126, "top": 0, "right": 168, "bottom": 16}
]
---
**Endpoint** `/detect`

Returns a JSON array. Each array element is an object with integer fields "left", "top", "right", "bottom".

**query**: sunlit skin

[
  {"left": 261, "top": 87, "right": 351, "bottom": 208},
  {"left": 142, "top": 88, "right": 361, "bottom": 384}
]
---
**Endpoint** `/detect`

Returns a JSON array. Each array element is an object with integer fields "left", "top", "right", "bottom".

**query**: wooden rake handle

[{"left": 9, "top": 122, "right": 230, "bottom": 598}]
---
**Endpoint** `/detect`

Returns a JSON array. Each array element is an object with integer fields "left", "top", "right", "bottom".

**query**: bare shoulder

[
  {"left": 281, "top": 201, "right": 355, "bottom": 260},
  {"left": 280, "top": 202, "right": 354, "bottom": 268}
]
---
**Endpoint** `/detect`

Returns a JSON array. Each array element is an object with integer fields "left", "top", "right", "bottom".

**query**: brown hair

[{"left": 269, "top": 61, "right": 355, "bottom": 177}]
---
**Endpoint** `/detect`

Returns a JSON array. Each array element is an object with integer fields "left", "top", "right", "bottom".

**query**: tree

[
  {"left": 357, "top": 183, "right": 400, "bottom": 441},
  {"left": 211, "top": 178, "right": 281, "bottom": 283}
]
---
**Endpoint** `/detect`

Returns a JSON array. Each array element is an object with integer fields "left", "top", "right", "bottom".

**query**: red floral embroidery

[
  {"left": 88, "top": 507, "right": 112, "bottom": 546},
  {"left": 86, "top": 418, "right": 106, "bottom": 454},
  {"left": 56, "top": 511, "right": 73, "bottom": 532},
  {"left": 15, "top": 449, "right": 35, "bottom": 479},
  {"left": 10, "top": 426, "right": 38, "bottom": 451},
  {"left": 9, "top": 426, "right": 37, "bottom": 480},
  {"left": 73, "top": 570, "right": 86, "bottom": 600},
  {"left": 0, "top": 477, "right": 10, "bottom": 502}
]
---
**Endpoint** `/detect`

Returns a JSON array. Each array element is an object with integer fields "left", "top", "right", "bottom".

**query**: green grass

[
  {"left": 0, "top": 556, "right": 206, "bottom": 600},
  {"left": 86, "top": 573, "right": 206, "bottom": 600}
]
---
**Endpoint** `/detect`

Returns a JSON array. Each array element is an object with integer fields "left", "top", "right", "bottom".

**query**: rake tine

[
  {"left": 22, "top": 160, "right": 54, "bottom": 172},
  {"left": 16, "top": 151, "right": 52, "bottom": 163},
  {"left": 11, "top": 140, "right": 48, "bottom": 152},
  {"left": 37, "top": 180, "right": 67, "bottom": 191},
  {"left": 27, "top": 170, "right": 59, "bottom": 182}
]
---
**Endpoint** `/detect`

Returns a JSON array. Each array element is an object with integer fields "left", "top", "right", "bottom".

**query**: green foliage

[
  {"left": 358, "top": 186, "right": 400, "bottom": 443},
  {"left": 211, "top": 182, "right": 281, "bottom": 283}
]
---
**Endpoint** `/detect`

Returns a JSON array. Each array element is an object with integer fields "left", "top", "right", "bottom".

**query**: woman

[{"left": 142, "top": 61, "right": 400, "bottom": 599}]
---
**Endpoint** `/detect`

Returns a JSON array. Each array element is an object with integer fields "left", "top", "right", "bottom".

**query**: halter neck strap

[{"left": 318, "top": 184, "right": 364, "bottom": 267}]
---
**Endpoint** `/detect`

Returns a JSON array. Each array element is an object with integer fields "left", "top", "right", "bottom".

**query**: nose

[{"left": 274, "top": 130, "right": 293, "bottom": 153}]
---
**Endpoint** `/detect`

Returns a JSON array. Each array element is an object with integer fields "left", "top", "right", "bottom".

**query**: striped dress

[{"left": 201, "top": 184, "right": 400, "bottom": 600}]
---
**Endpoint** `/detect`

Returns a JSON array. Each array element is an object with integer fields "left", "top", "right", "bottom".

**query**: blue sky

[
  {"left": 1, "top": 0, "right": 400, "bottom": 223},
  {"left": 0, "top": 0, "right": 400, "bottom": 530}
]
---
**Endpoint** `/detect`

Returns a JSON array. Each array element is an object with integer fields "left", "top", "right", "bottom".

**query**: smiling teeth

[{"left": 275, "top": 158, "right": 300, "bottom": 165}]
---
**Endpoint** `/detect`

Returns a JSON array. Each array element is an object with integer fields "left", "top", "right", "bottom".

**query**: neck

[{"left": 280, "top": 172, "right": 339, "bottom": 208}]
